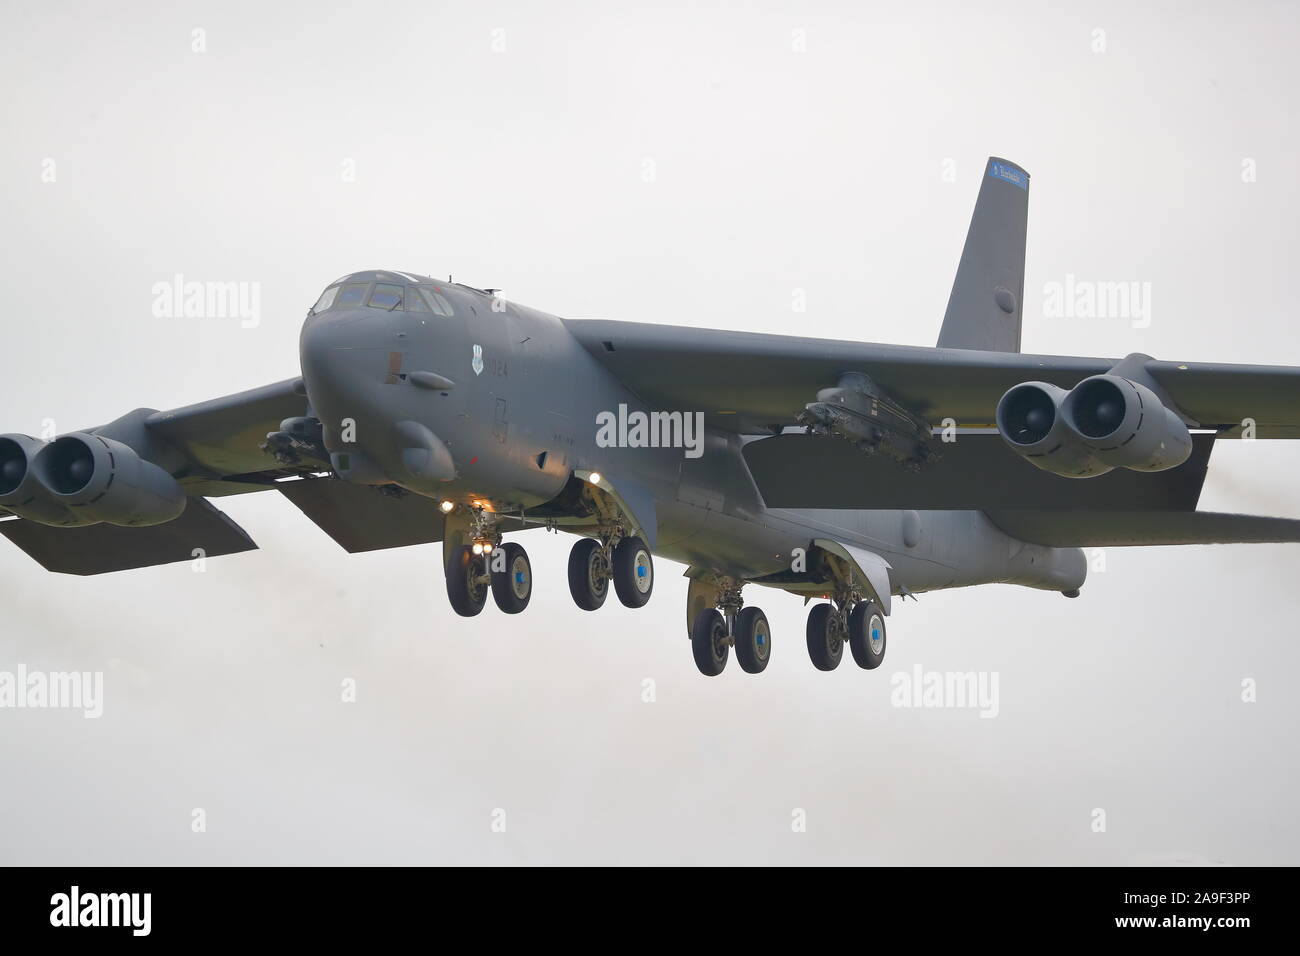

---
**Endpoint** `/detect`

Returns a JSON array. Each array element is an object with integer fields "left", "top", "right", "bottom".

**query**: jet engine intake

[
  {"left": 1060, "top": 374, "right": 1192, "bottom": 472},
  {"left": 31, "top": 432, "right": 187, "bottom": 527},
  {"left": 0, "top": 433, "right": 95, "bottom": 526},
  {"left": 993, "top": 383, "right": 1112, "bottom": 478}
]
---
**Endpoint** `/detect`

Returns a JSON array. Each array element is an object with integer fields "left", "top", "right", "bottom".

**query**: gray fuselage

[{"left": 298, "top": 271, "right": 1085, "bottom": 604}]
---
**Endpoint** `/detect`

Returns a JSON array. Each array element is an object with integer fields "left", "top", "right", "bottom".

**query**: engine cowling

[
  {"left": 0, "top": 434, "right": 96, "bottom": 526},
  {"left": 31, "top": 432, "right": 186, "bottom": 527},
  {"left": 1060, "top": 374, "right": 1192, "bottom": 472},
  {"left": 994, "top": 383, "right": 1113, "bottom": 478}
]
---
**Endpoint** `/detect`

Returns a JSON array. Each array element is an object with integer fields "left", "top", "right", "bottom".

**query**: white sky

[{"left": 1, "top": 0, "right": 1298, "bottom": 864}]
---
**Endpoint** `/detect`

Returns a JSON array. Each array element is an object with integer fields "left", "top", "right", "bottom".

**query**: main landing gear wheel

[
  {"left": 567, "top": 537, "right": 609, "bottom": 611},
  {"left": 806, "top": 603, "right": 845, "bottom": 671},
  {"left": 848, "top": 602, "right": 886, "bottom": 669},
  {"left": 446, "top": 545, "right": 489, "bottom": 617},
  {"left": 691, "top": 608, "right": 730, "bottom": 677},
  {"left": 613, "top": 536, "right": 654, "bottom": 608},
  {"left": 491, "top": 542, "right": 532, "bottom": 614},
  {"left": 733, "top": 606, "right": 772, "bottom": 674}
]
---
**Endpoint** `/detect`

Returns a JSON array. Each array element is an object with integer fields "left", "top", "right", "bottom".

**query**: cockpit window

[
  {"left": 420, "top": 289, "right": 456, "bottom": 317},
  {"left": 334, "top": 282, "right": 369, "bottom": 309},
  {"left": 404, "top": 287, "right": 430, "bottom": 312},
  {"left": 368, "top": 283, "right": 404, "bottom": 310},
  {"left": 311, "top": 286, "right": 339, "bottom": 313}
]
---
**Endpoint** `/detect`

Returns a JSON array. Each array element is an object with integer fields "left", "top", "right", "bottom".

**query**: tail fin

[{"left": 936, "top": 157, "right": 1029, "bottom": 353}]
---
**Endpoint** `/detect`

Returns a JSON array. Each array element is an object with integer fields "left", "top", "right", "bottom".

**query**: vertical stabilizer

[{"left": 936, "top": 157, "right": 1029, "bottom": 352}]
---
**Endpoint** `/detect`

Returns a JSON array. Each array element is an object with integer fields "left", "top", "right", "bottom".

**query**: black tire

[
  {"left": 490, "top": 542, "right": 532, "bottom": 614},
  {"left": 613, "top": 536, "right": 654, "bottom": 608},
  {"left": 446, "top": 545, "right": 489, "bottom": 617},
  {"left": 848, "top": 602, "right": 886, "bottom": 669},
  {"left": 806, "top": 603, "right": 844, "bottom": 671},
  {"left": 567, "top": 537, "right": 609, "bottom": 611},
  {"left": 733, "top": 606, "right": 771, "bottom": 674},
  {"left": 691, "top": 608, "right": 729, "bottom": 677}
]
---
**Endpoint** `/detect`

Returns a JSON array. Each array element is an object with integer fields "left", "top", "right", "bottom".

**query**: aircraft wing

[
  {"left": 1, "top": 377, "right": 443, "bottom": 573},
  {"left": 565, "top": 319, "right": 1300, "bottom": 437},
  {"left": 139, "top": 376, "right": 314, "bottom": 491}
]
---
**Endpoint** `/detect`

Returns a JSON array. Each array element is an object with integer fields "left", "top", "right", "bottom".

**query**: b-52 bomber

[{"left": 4, "top": 158, "right": 1298, "bottom": 676}]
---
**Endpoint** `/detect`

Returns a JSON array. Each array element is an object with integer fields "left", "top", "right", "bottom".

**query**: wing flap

[
  {"left": 742, "top": 433, "right": 1214, "bottom": 511},
  {"left": 0, "top": 499, "right": 256, "bottom": 575},
  {"left": 276, "top": 478, "right": 445, "bottom": 553}
]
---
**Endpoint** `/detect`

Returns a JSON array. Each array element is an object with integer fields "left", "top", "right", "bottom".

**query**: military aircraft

[{"left": 3, "top": 157, "right": 1298, "bottom": 676}]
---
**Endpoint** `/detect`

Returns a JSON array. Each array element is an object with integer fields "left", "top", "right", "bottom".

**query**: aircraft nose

[
  {"left": 298, "top": 310, "right": 387, "bottom": 428},
  {"left": 299, "top": 312, "right": 348, "bottom": 395}
]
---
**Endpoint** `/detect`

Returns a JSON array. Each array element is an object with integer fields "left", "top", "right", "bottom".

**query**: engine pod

[
  {"left": 32, "top": 432, "right": 187, "bottom": 527},
  {"left": 1061, "top": 375, "right": 1193, "bottom": 472},
  {"left": 994, "top": 382, "right": 1112, "bottom": 478},
  {"left": 0, "top": 433, "right": 95, "bottom": 526}
]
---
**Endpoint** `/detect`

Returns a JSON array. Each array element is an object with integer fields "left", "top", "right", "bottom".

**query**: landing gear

[
  {"left": 691, "top": 608, "right": 729, "bottom": 676},
  {"left": 567, "top": 533, "right": 655, "bottom": 611},
  {"left": 490, "top": 542, "right": 532, "bottom": 614},
  {"left": 686, "top": 578, "right": 771, "bottom": 677},
  {"left": 567, "top": 537, "right": 610, "bottom": 611},
  {"left": 806, "top": 603, "right": 845, "bottom": 671},
  {"left": 446, "top": 545, "right": 489, "bottom": 617},
  {"left": 613, "top": 536, "right": 654, "bottom": 608},
  {"left": 848, "top": 601, "right": 886, "bottom": 668},
  {"left": 733, "top": 606, "right": 772, "bottom": 674}
]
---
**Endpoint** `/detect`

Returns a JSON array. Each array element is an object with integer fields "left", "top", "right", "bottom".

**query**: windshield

[
  {"left": 311, "top": 282, "right": 368, "bottom": 313},
  {"left": 310, "top": 286, "right": 338, "bottom": 313},
  {"left": 311, "top": 281, "right": 454, "bottom": 316}
]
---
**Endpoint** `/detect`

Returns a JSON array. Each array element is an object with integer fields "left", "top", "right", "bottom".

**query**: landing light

[
  {"left": 472, "top": 543, "right": 484, "bottom": 555},
  {"left": 588, "top": 472, "right": 602, "bottom": 485},
  {"left": 439, "top": 500, "right": 455, "bottom": 513}
]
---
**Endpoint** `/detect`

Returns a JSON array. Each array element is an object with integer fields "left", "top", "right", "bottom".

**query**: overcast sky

[{"left": 2, "top": 0, "right": 1298, "bottom": 864}]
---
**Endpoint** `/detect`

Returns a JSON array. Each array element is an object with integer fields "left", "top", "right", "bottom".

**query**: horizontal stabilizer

[
  {"left": 742, "top": 433, "right": 1213, "bottom": 511},
  {"left": 277, "top": 478, "right": 445, "bottom": 553},
  {"left": 0, "top": 499, "right": 256, "bottom": 575},
  {"left": 986, "top": 510, "right": 1300, "bottom": 547}
]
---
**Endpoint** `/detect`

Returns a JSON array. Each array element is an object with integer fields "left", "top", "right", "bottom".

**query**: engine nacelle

[
  {"left": 0, "top": 433, "right": 96, "bottom": 526},
  {"left": 994, "top": 383, "right": 1113, "bottom": 478},
  {"left": 1060, "top": 374, "right": 1192, "bottom": 472},
  {"left": 31, "top": 432, "right": 187, "bottom": 527}
]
